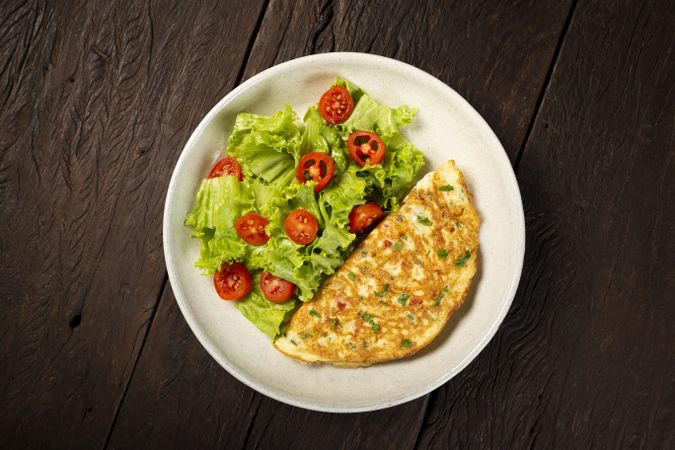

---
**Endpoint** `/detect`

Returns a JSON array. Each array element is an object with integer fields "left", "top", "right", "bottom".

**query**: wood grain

[
  {"left": 107, "top": 288, "right": 260, "bottom": 449},
  {"left": 244, "top": 0, "right": 575, "bottom": 161},
  {"left": 108, "top": 287, "right": 430, "bottom": 450},
  {"left": 415, "top": 0, "right": 675, "bottom": 448},
  {"left": 0, "top": 0, "right": 263, "bottom": 447},
  {"left": 5, "top": 0, "right": 670, "bottom": 448},
  {"left": 108, "top": 0, "right": 575, "bottom": 448}
]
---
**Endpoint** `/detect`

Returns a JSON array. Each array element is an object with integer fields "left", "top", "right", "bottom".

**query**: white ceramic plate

[{"left": 164, "top": 52, "right": 525, "bottom": 412}]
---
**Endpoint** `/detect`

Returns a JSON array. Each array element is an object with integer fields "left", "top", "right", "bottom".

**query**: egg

[{"left": 274, "top": 161, "right": 480, "bottom": 366}]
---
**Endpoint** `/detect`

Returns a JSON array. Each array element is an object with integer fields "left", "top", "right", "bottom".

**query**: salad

[{"left": 184, "top": 78, "right": 425, "bottom": 338}]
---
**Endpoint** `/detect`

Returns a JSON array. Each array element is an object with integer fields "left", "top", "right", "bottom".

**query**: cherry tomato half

[
  {"left": 296, "top": 152, "right": 335, "bottom": 192},
  {"left": 208, "top": 157, "right": 243, "bottom": 181},
  {"left": 348, "top": 131, "right": 385, "bottom": 167},
  {"left": 214, "top": 262, "right": 251, "bottom": 300},
  {"left": 318, "top": 85, "right": 354, "bottom": 125},
  {"left": 235, "top": 212, "right": 269, "bottom": 246},
  {"left": 260, "top": 272, "right": 296, "bottom": 303},
  {"left": 348, "top": 202, "right": 385, "bottom": 234},
  {"left": 284, "top": 209, "right": 318, "bottom": 245}
]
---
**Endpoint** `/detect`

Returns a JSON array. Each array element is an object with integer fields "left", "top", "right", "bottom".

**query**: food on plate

[
  {"left": 348, "top": 131, "right": 385, "bottom": 167},
  {"left": 283, "top": 209, "right": 319, "bottom": 245},
  {"left": 208, "top": 156, "right": 243, "bottom": 181},
  {"left": 260, "top": 271, "right": 296, "bottom": 302},
  {"left": 295, "top": 152, "right": 335, "bottom": 192},
  {"left": 274, "top": 160, "right": 480, "bottom": 366},
  {"left": 318, "top": 85, "right": 354, "bottom": 124},
  {"left": 235, "top": 213, "right": 270, "bottom": 245},
  {"left": 184, "top": 78, "right": 425, "bottom": 338},
  {"left": 348, "top": 202, "right": 385, "bottom": 234},
  {"left": 213, "top": 262, "right": 252, "bottom": 300}
]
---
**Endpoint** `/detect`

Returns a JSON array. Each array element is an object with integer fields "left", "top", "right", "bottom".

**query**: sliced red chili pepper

[
  {"left": 348, "top": 131, "right": 385, "bottom": 167},
  {"left": 295, "top": 152, "right": 335, "bottom": 192}
]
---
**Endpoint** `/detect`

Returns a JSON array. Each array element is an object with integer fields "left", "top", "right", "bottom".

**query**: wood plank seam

[
  {"left": 234, "top": 0, "right": 271, "bottom": 87},
  {"left": 102, "top": 272, "right": 168, "bottom": 449},
  {"left": 513, "top": 0, "right": 579, "bottom": 171},
  {"left": 240, "top": 394, "right": 263, "bottom": 450},
  {"left": 99, "top": 1, "right": 273, "bottom": 447},
  {"left": 412, "top": 0, "right": 580, "bottom": 447},
  {"left": 96, "top": 1, "right": 591, "bottom": 446}
]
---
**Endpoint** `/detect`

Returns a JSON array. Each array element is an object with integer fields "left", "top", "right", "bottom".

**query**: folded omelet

[{"left": 274, "top": 160, "right": 480, "bottom": 366}]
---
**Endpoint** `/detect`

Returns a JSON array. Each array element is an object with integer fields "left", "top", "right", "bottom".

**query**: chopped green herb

[
  {"left": 347, "top": 271, "right": 356, "bottom": 281},
  {"left": 455, "top": 250, "right": 471, "bottom": 267},
  {"left": 455, "top": 221, "right": 463, "bottom": 228},
  {"left": 394, "top": 241, "right": 403, "bottom": 250},
  {"left": 363, "top": 341, "right": 369, "bottom": 348},
  {"left": 439, "top": 184, "right": 454, "bottom": 191},
  {"left": 290, "top": 339, "right": 298, "bottom": 346},
  {"left": 375, "top": 283, "right": 390, "bottom": 297},
  {"left": 437, "top": 249, "right": 449, "bottom": 258},
  {"left": 397, "top": 293, "right": 411, "bottom": 306},
  {"left": 309, "top": 308, "right": 321, "bottom": 318},
  {"left": 362, "top": 313, "right": 380, "bottom": 333},
  {"left": 379, "top": 300, "right": 388, "bottom": 305},
  {"left": 401, "top": 339, "right": 412, "bottom": 348},
  {"left": 406, "top": 313, "right": 415, "bottom": 323},
  {"left": 434, "top": 285, "right": 449, "bottom": 307},
  {"left": 417, "top": 215, "right": 433, "bottom": 226},
  {"left": 300, "top": 332, "right": 312, "bottom": 339},
  {"left": 401, "top": 235, "right": 408, "bottom": 240},
  {"left": 331, "top": 318, "right": 340, "bottom": 329}
]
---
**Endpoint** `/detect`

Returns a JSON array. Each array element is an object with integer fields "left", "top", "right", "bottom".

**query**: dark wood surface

[{"left": 1, "top": 0, "right": 672, "bottom": 448}]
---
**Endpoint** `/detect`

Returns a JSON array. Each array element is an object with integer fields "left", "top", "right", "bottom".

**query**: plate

[{"left": 163, "top": 52, "right": 525, "bottom": 412}]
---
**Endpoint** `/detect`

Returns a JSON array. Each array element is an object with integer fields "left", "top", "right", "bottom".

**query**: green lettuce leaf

[
  {"left": 184, "top": 176, "right": 254, "bottom": 274},
  {"left": 334, "top": 77, "right": 364, "bottom": 104},
  {"left": 192, "top": 230, "right": 247, "bottom": 274},
  {"left": 185, "top": 78, "right": 426, "bottom": 339},
  {"left": 286, "top": 182, "right": 325, "bottom": 228},
  {"left": 185, "top": 176, "right": 255, "bottom": 231},
  {"left": 248, "top": 234, "right": 304, "bottom": 283},
  {"left": 318, "top": 167, "right": 367, "bottom": 226},
  {"left": 340, "top": 93, "right": 416, "bottom": 138},
  {"left": 333, "top": 77, "right": 425, "bottom": 210},
  {"left": 236, "top": 275, "right": 297, "bottom": 338},
  {"left": 228, "top": 105, "right": 302, "bottom": 187},
  {"left": 300, "top": 107, "right": 340, "bottom": 155}
]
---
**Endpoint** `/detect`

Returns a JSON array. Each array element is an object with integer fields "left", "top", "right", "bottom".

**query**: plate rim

[{"left": 163, "top": 52, "right": 526, "bottom": 413}]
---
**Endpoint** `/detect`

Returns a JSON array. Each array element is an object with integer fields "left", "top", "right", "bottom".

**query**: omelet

[{"left": 274, "top": 160, "right": 480, "bottom": 367}]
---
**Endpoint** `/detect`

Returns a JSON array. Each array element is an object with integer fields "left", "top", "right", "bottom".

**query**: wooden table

[{"left": 1, "top": 0, "right": 673, "bottom": 448}]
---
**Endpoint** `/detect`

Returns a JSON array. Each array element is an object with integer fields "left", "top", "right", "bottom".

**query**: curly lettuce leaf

[
  {"left": 333, "top": 77, "right": 425, "bottom": 210},
  {"left": 334, "top": 77, "right": 364, "bottom": 104},
  {"left": 236, "top": 275, "right": 297, "bottom": 338},
  {"left": 228, "top": 105, "right": 302, "bottom": 187},
  {"left": 341, "top": 94, "right": 416, "bottom": 139},
  {"left": 283, "top": 223, "right": 356, "bottom": 300},
  {"left": 300, "top": 107, "right": 340, "bottom": 154},
  {"left": 192, "top": 229, "right": 247, "bottom": 274},
  {"left": 185, "top": 77, "right": 426, "bottom": 338},
  {"left": 185, "top": 176, "right": 255, "bottom": 231},
  {"left": 318, "top": 168, "right": 367, "bottom": 226}
]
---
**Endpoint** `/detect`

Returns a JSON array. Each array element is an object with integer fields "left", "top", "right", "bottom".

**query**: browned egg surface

[{"left": 274, "top": 160, "right": 480, "bottom": 367}]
